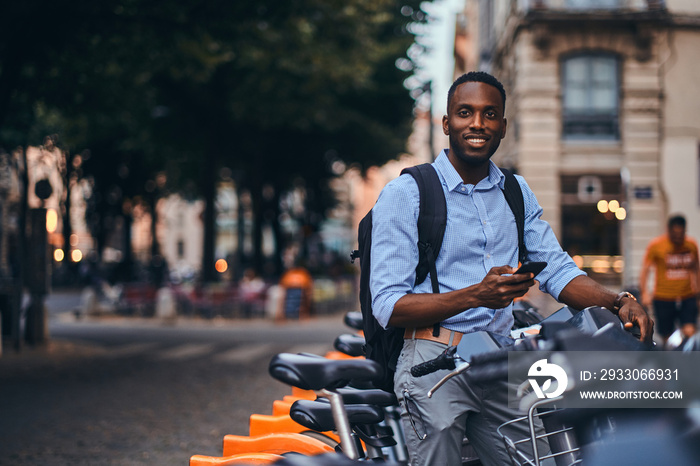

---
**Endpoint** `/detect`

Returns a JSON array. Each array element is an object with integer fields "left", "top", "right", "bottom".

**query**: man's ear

[
  {"left": 500, "top": 118, "right": 508, "bottom": 139},
  {"left": 442, "top": 115, "right": 449, "bottom": 135}
]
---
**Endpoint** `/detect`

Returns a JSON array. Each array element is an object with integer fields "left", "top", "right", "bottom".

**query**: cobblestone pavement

[{"left": 0, "top": 306, "right": 348, "bottom": 465}]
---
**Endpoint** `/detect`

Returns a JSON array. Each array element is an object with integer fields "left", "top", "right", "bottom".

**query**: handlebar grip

[
  {"left": 467, "top": 363, "right": 510, "bottom": 383},
  {"left": 468, "top": 349, "right": 509, "bottom": 366},
  {"left": 466, "top": 349, "right": 510, "bottom": 383},
  {"left": 410, "top": 346, "right": 457, "bottom": 377}
]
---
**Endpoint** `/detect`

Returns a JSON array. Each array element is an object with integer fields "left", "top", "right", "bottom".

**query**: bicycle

[{"left": 410, "top": 305, "right": 700, "bottom": 466}]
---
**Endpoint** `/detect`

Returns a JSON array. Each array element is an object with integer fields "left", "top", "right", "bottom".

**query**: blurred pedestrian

[
  {"left": 640, "top": 214, "right": 700, "bottom": 346},
  {"left": 239, "top": 268, "right": 266, "bottom": 318},
  {"left": 276, "top": 266, "right": 313, "bottom": 321}
]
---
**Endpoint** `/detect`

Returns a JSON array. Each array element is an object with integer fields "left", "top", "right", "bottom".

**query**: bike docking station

[
  {"left": 188, "top": 356, "right": 346, "bottom": 465},
  {"left": 189, "top": 302, "right": 700, "bottom": 466},
  {"left": 189, "top": 313, "right": 407, "bottom": 466}
]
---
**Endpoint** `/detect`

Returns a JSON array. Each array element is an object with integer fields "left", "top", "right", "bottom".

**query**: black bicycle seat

[
  {"left": 335, "top": 387, "right": 397, "bottom": 407},
  {"left": 344, "top": 311, "right": 364, "bottom": 331},
  {"left": 269, "top": 352, "right": 383, "bottom": 391},
  {"left": 334, "top": 334, "right": 366, "bottom": 358},
  {"left": 290, "top": 399, "right": 384, "bottom": 432}
]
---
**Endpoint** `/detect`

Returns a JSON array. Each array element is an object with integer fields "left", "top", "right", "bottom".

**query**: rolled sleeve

[
  {"left": 517, "top": 176, "right": 586, "bottom": 300},
  {"left": 370, "top": 176, "right": 421, "bottom": 329}
]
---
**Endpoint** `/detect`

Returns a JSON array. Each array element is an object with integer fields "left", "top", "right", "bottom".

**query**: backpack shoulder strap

[
  {"left": 401, "top": 164, "right": 446, "bottom": 337},
  {"left": 400, "top": 163, "right": 447, "bottom": 292},
  {"left": 501, "top": 168, "right": 528, "bottom": 264}
]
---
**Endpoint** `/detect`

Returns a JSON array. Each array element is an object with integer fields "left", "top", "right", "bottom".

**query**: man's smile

[{"left": 465, "top": 135, "right": 489, "bottom": 148}]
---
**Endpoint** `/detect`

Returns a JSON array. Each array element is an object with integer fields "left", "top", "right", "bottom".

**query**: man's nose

[{"left": 469, "top": 112, "right": 484, "bottom": 129}]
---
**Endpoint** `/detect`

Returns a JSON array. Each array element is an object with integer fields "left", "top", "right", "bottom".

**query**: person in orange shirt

[
  {"left": 276, "top": 266, "right": 313, "bottom": 321},
  {"left": 640, "top": 215, "right": 700, "bottom": 346}
]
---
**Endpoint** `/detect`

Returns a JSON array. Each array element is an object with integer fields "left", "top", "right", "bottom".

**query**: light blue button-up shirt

[{"left": 370, "top": 150, "right": 585, "bottom": 336}]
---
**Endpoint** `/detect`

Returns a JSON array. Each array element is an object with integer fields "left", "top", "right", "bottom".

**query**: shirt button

[
  {"left": 461, "top": 187, "right": 466, "bottom": 192},
  {"left": 486, "top": 254, "right": 491, "bottom": 259}
]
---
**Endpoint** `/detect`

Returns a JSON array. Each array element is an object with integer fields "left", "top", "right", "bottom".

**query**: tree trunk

[
  {"left": 122, "top": 212, "right": 134, "bottom": 282},
  {"left": 149, "top": 193, "right": 160, "bottom": 258},
  {"left": 270, "top": 189, "right": 284, "bottom": 276},
  {"left": 200, "top": 151, "right": 217, "bottom": 283},
  {"left": 235, "top": 183, "right": 247, "bottom": 279},
  {"left": 61, "top": 156, "right": 77, "bottom": 283},
  {"left": 251, "top": 183, "right": 264, "bottom": 274}
]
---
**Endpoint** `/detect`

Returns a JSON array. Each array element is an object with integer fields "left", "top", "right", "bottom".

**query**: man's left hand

[{"left": 618, "top": 299, "right": 654, "bottom": 344}]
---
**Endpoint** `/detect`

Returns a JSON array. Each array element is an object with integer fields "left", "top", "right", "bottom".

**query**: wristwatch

[{"left": 613, "top": 291, "right": 637, "bottom": 312}]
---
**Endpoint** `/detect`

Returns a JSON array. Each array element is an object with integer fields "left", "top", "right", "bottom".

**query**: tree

[
  {"left": 0, "top": 0, "right": 428, "bottom": 281},
  {"left": 148, "top": 0, "right": 424, "bottom": 278}
]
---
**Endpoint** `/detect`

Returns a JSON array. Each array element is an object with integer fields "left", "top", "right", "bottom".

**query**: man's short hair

[
  {"left": 447, "top": 71, "right": 507, "bottom": 113},
  {"left": 668, "top": 214, "right": 687, "bottom": 229}
]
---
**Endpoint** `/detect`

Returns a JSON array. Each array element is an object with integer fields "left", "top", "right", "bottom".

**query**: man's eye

[
  {"left": 458, "top": 110, "right": 470, "bottom": 117},
  {"left": 485, "top": 111, "right": 497, "bottom": 118}
]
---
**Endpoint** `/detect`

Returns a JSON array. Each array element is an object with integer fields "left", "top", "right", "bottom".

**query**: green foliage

[{"left": 0, "top": 0, "right": 428, "bottom": 274}]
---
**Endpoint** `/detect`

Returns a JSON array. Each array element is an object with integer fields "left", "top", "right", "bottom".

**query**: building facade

[{"left": 463, "top": 0, "right": 700, "bottom": 288}]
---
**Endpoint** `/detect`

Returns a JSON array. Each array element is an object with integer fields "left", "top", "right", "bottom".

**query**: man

[
  {"left": 369, "top": 71, "right": 653, "bottom": 465},
  {"left": 640, "top": 214, "right": 699, "bottom": 346}
]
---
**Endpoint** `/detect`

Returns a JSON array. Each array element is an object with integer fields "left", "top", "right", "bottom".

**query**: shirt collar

[{"left": 434, "top": 149, "right": 506, "bottom": 192}]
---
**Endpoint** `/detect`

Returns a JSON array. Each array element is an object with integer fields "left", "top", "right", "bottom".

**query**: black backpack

[{"left": 350, "top": 163, "right": 527, "bottom": 392}]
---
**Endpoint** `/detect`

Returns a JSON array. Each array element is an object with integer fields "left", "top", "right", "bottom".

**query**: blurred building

[
  {"left": 452, "top": 0, "right": 700, "bottom": 287},
  {"left": 152, "top": 194, "right": 205, "bottom": 282}
]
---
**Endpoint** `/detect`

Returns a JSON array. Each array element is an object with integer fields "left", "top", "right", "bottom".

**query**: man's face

[
  {"left": 669, "top": 224, "right": 686, "bottom": 246},
  {"left": 442, "top": 81, "right": 507, "bottom": 167}
]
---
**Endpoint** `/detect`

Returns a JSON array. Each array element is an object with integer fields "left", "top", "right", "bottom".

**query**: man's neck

[{"left": 448, "top": 155, "right": 490, "bottom": 185}]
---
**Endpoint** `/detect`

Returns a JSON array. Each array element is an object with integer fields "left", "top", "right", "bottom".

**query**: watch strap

[{"left": 613, "top": 291, "right": 636, "bottom": 312}]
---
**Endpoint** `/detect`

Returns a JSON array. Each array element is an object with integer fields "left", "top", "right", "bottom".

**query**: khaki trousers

[{"left": 394, "top": 338, "right": 552, "bottom": 466}]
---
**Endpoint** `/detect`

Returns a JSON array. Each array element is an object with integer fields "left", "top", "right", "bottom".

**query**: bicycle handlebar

[
  {"left": 465, "top": 349, "right": 511, "bottom": 383},
  {"left": 410, "top": 346, "right": 457, "bottom": 377}
]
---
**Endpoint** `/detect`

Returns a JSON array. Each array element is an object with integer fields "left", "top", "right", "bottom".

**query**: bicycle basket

[{"left": 497, "top": 397, "right": 581, "bottom": 466}]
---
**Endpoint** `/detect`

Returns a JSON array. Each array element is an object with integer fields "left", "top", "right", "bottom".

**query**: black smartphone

[{"left": 514, "top": 261, "right": 547, "bottom": 278}]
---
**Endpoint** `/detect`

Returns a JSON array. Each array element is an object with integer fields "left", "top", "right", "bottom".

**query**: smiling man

[{"left": 369, "top": 71, "right": 653, "bottom": 465}]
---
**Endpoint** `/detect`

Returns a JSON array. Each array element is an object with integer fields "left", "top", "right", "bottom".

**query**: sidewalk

[{"left": 0, "top": 287, "right": 350, "bottom": 365}]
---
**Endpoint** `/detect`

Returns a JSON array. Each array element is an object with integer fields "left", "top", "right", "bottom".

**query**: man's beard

[{"left": 448, "top": 133, "right": 501, "bottom": 167}]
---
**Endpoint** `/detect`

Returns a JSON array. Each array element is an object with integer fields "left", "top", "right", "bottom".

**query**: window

[
  {"left": 561, "top": 174, "right": 623, "bottom": 285},
  {"left": 562, "top": 54, "right": 619, "bottom": 139}
]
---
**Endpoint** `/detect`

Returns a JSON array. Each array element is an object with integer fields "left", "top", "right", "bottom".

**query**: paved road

[{"left": 0, "top": 290, "right": 351, "bottom": 465}]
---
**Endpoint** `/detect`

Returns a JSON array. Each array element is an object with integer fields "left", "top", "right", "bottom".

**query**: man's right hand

[
  {"left": 475, "top": 265, "right": 535, "bottom": 309},
  {"left": 389, "top": 265, "right": 536, "bottom": 328}
]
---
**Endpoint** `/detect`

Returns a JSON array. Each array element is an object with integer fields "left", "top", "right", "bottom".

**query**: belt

[{"left": 404, "top": 326, "right": 464, "bottom": 346}]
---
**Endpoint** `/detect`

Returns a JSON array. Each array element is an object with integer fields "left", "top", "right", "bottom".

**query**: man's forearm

[
  {"left": 388, "top": 287, "right": 478, "bottom": 328},
  {"left": 387, "top": 265, "right": 535, "bottom": 328},
  {"left": 558, "top": 275, "right": 619, "bottom": 313},
  {"left": 557, "top": 274, "right": 653, "bottom": 343}
]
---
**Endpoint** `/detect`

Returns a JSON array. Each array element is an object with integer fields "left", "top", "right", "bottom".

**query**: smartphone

[{"left": 514, "top": 261, "right": 547, "bottom": 278}]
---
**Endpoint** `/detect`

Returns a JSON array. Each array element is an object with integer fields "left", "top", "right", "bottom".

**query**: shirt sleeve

[
  {"left": 516, "top": 175, "right": 587, "bottom": 300},
  {"left": 369, "top": 175, "right": 421, "bottom": 329}
]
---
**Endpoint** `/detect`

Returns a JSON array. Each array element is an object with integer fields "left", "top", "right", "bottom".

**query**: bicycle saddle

[
  {"left": 335, "top": 387, "right": 397, "bottom": 407},
  {"left": 333, "top": 334, "right": 366, "bottom": 358},
  {"left": 269, "top": 353, "right": 383, "bottom": 391},
  {"left": 290, "top": 399, "right": 384, "bottom": 432},
  {"left": 343, "top": 311, "right": 364, "bottom": 331}
]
